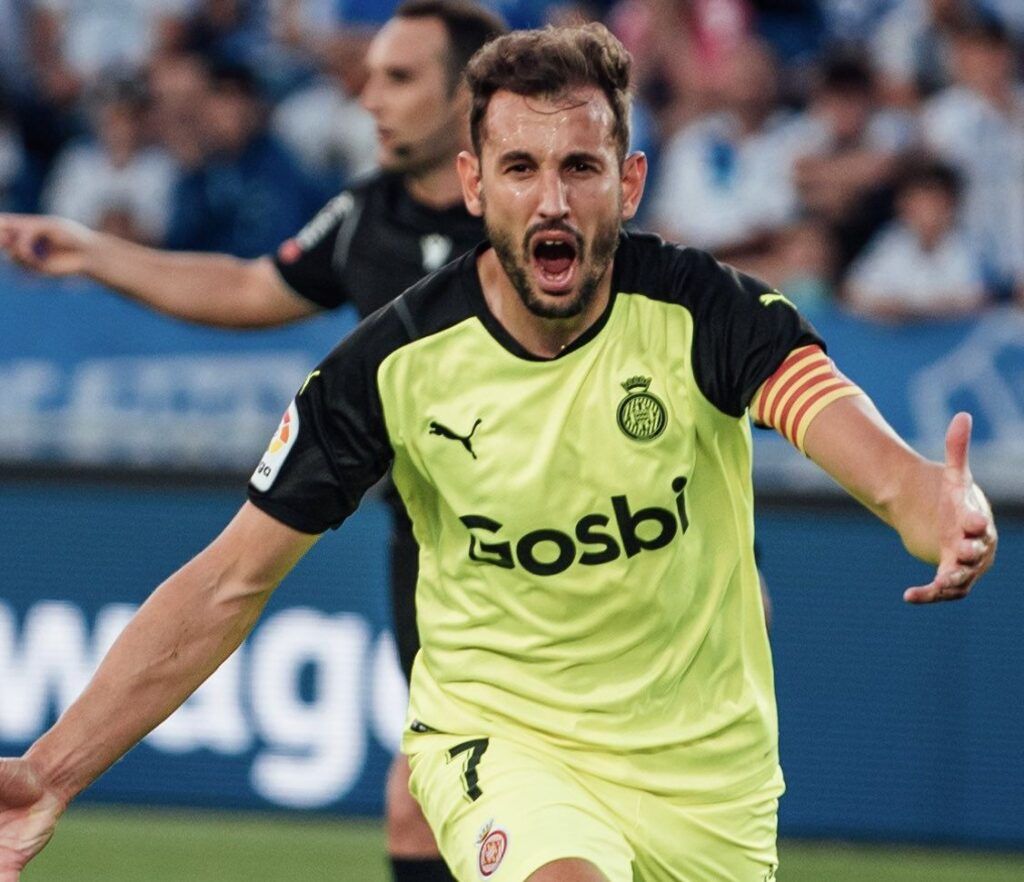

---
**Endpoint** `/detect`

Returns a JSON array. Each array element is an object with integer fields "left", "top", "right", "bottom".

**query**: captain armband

[{"left": 751, "top": 345, "right": 863, "bottom": 454}]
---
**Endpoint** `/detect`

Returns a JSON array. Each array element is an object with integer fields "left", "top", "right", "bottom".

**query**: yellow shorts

[{"left": 406, "top": 732, "right": 783, "bottom": 882}]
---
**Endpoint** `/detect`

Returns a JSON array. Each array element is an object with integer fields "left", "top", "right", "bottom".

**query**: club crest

[
  {"left": 616, "top": 375, "right": 667, "bottom": 441},
  {"left": 476, "top": 820, "right": 508, "bottom": 878}
]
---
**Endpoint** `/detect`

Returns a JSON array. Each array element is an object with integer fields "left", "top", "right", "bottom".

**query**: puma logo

[
  {"left": 429, "top": 418, "right": 482, "bottom": 459},
  {"left": 759, "top": 291, "right": 795, "bottom": 309}
]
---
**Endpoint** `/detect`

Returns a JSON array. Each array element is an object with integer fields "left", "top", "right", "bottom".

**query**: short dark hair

[
  {"left": 209, "top": 61, "right": 262, "bottom": 100},
  {"left": 950, "top": 12, "right": 1012, "bottom": 46},
  {"left": 466, "top": 23, "right": 633, "bottom": 163},
  {"left": 396, "top": 0, "right": 508, "bottom": 92},
  {"left": 819, "top": 53, "right": 875, "bottom": 96},
  {"left": 900, "top": 157, "right": 963, "bottom": 202}
]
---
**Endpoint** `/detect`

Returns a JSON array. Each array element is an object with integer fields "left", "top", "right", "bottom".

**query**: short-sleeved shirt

[
  {"left": 847, "top": 221, "right": 987, "bottom": 312},
  {"left": 249, "top": 231, "right": 821, "bottom": 801},
  {"left": 272, "top": 171, "right": 485, "bottom": 316}
]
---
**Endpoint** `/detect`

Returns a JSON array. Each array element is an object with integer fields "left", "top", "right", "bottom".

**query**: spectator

[
  {"left": 769, "top": 217, "right": 838, "bottom": 312},
  {"left": 920, "top": 14, "right": 1024, "bottom": 294},
  {"left": 169, "top": 0, "right": 270, "bottom": 67},
  {"left": 738, "top": 215, "right": 839, "bottom": 313},
  {"left": 648, "top": 36, "right": 805, "bottom": 262},
  {"left": 29, "top": 0, "right": 192, "bottom": 87},
  {"left": 844, "top": 159, "right": 988, "bottom": 321},
  {"left": 164, "top": 62, "right": 317, "bottom": 257},
  {"left": 41, "top": 75, "right": 176, "bottom": 244},
  {"left": 271, "top": 32, "right": 377, "bottom": 195},
  {"left": 790, "top": 52, "right": 913, "bottom": 269},
  {"left": 871, "top": 0, "right": 980, "bottom": 107},
  {"left": 609, "top": 0, "right": 756, "bottom": 132},
  {"left": 148, "top": 52, "right": 211, "bottom": 171}
]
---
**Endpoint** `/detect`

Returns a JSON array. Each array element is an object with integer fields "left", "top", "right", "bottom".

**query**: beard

[{"left": 485, "top": 207, "right": 621, "bottom": 320}]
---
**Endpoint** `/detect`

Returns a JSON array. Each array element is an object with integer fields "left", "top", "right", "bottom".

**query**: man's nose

[
  {"left": 537, "top": 169, "right": 569, "bottom": 219},
  {"left": 360, "top": 77, "right": 380, "bottom": 114}
]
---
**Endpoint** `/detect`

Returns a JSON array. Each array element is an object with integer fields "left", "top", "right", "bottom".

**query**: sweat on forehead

[{"left": 480, "top": 88, "right": 616, "bottom": 154}]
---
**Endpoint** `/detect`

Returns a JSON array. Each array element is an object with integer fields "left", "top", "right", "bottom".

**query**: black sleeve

[
  {"left": 680, "top": 250, "right": 823, "bottom": 417},
  {"left": 247, "top": 306, "right": 402, "bottom": 533},
  {"left": 271, "top": 191, "right": 359, "bottom": 310}
]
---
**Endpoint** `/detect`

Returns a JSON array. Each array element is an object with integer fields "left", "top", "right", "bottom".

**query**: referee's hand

[
  {"left": 0, "top": 758, "right": 63, "bottom": 881},
  {"left": 904, "top": 412, "right": 997, "bottom": 603},
  {"left": 0, "top": 213, "right": 97, "bottom": 277}
]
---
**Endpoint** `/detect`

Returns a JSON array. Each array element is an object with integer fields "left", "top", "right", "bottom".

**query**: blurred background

[{"left": 1, "top": 0, "right": 1023, "bottom": 879}]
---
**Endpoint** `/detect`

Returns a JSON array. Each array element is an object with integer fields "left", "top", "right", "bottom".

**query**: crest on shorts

[
  {"left": 476, "top": 819, "right": 508, "bottom": 878},
  {"left": 616, "top": 376, "right": 667, "bottom": 441}
]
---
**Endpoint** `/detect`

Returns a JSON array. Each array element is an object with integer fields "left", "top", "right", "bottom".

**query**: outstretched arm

[
  {"left": 0, "top": 502, "right": 319, "bottom": 880},
  {"left": 0, "top": 214, "right": 318, "bottom": 328},
  {"left": 802, "top": 395, "right": 996, "bottom": 602}
]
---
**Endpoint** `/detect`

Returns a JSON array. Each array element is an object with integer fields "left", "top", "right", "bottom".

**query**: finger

[
  {"left": 904, "top": 567, "right": 973, "bottom": 603},
  {"left": 904, "top": 580, "right": 943, "bottom": 603},
  {"left": 956, "top": 538, "right": 986, "bottom": 565},
  {"left": 962, "top": 510, "right": 990, "bottom": 538},
  {"left": 944, "top": 411, "right": 972, "bottom": 475}
]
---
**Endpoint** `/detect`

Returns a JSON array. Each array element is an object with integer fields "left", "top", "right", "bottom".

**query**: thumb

[{"left": 944, "top": 412, "right": 972, "bottom": 477}]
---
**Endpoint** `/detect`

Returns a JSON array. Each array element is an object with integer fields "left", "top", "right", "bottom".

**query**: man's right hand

[
  {"left": 0, "top": 758, "right": 65, "bottom": 881},
  {"left": 0, "top": 214, "right": 97, "bottom": 277}
]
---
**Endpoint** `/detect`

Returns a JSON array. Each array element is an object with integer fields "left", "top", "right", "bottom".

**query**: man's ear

[
  {"left": 620, "top": 151, "right": 648, "bottom": 222},
  {"left": 457, "top": 150, "right": 484, "bottom": 217}
]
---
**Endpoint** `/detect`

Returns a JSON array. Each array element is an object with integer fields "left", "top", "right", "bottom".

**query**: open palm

[{"left": 904, "top": 413, "right": 997, "bottom": 603}]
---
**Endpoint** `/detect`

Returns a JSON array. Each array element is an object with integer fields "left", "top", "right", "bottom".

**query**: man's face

[
  {"left": 458, "top": 87, "right": 645, "bottom": 319},
  {"left": 360, "top": 16, "right": 466, "bottom": 174},
  {"left": 953, "top": 35, "right": 1014, "bottom": 96}
]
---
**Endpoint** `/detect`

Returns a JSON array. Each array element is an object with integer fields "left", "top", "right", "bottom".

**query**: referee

[{"left": 0, "top": 3, "right": 506, "bottom": 882}]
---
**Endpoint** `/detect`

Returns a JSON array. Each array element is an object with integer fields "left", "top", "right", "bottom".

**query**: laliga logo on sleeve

[
  {"left": 251, "top": 401, "right": 299, "bottom": 491},
  {"left": 476, "top": 819, "right": 508, "bottom": 878}
]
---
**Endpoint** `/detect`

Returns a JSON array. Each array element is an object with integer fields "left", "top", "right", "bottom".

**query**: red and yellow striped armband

[{"left": 751, "top": 345, "right": 862, "bottom": 454}]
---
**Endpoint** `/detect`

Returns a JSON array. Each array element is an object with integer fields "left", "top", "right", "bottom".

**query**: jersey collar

[{"left": 459, "top": 234, "right": 626, "bottom": 362}]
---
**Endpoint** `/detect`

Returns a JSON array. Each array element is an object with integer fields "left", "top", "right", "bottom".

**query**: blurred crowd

[{"left": 2, "top": 0, "right": 1024, "bottom": 322}]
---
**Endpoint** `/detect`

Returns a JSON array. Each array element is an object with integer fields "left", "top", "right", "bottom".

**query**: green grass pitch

[{"left": 23, "top": 807, "right": 1024, "bottom": 881}]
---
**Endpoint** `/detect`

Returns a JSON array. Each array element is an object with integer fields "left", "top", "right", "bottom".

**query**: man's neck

[
  {"left": 477, "top": 249, "right": 613, "bottom": 359},
  {"left": 403, "top": 158, "right": 466, "bottom": 210}
]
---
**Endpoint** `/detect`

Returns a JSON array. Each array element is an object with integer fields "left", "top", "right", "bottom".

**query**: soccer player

[
  {"left": 0, "top": 3, "right": 506, "bottom": 881},
  {"left": 0, "top": 23, "right": 997, "bottom": 882}
]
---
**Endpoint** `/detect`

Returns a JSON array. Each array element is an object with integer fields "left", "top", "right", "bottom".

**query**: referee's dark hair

[
  {"left": 396, "top": 0, "right": 508, "bottom": 93},
  {"left": 466, "top": 24, "right": 633, "bottom": 163}
]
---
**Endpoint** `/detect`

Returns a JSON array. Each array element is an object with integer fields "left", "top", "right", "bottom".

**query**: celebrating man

[{"left": 0, "top": 23, "right": 996, "bottom": 882}]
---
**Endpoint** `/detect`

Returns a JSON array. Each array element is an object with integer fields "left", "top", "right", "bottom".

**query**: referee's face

[
  {"left": 361, "top": 16, "right": 466, "bottom": 175},
  {"left": 458, "top": 87, "right": 646, "bottom": 320}
]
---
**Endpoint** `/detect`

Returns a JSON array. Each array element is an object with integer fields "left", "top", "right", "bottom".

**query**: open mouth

[{"left": 531, "top": 233, "right": 579, "bottom": 293}]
